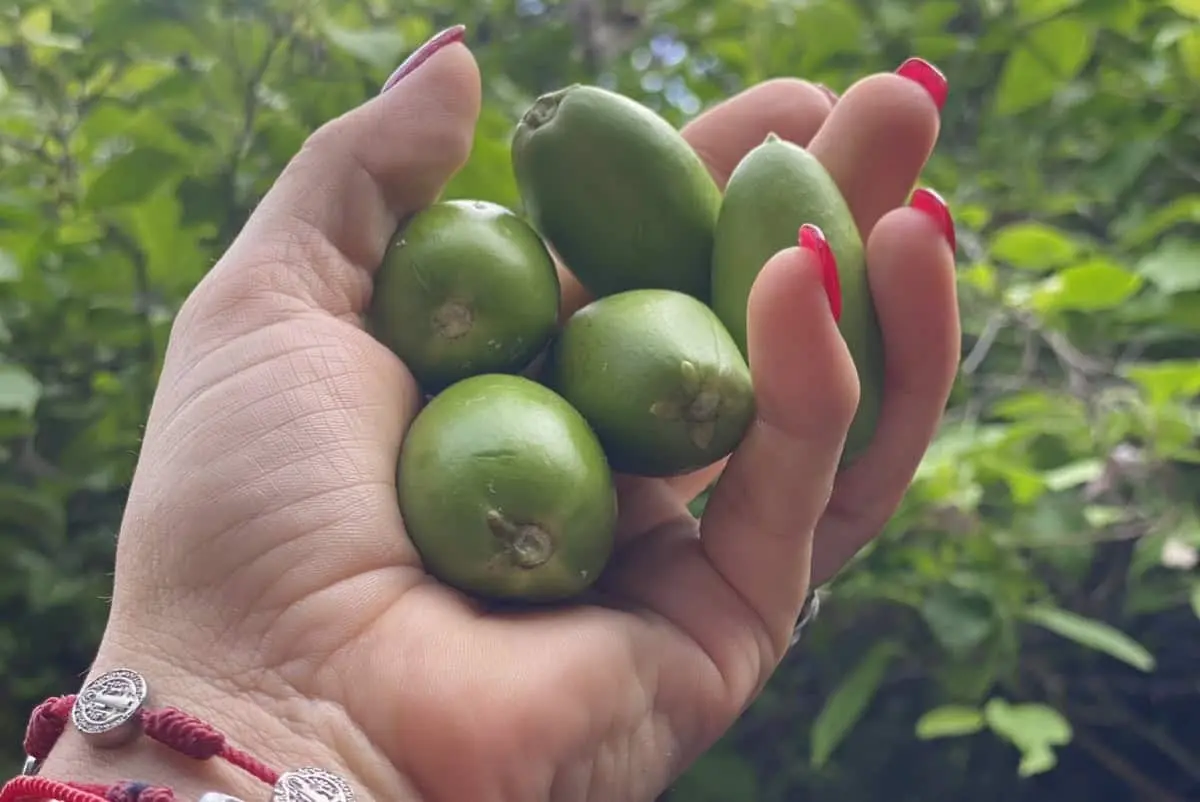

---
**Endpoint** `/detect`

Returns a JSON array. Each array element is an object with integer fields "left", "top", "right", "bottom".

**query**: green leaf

[
  {"left": 1167, "top": 0, "right": 1200, "bottom": 19},
  {"left": 988, "top": 222, "right": 1080, "bottom": 270},
  {"left": 1043, "top": 459, "right": 1104, "bottom": 491},
  {"left": 994, "top": 17, "right": 1097, "bottom": 114},
  {"left": 84, "top": 148, "right": 183, "bottom": 209},
  {"left": 810, "top": 642, "right": 898, "bottom": 768},
  {"left": 17, "top": 6, "right": 81, "bottom": 50},
  {"left": 1136, "top": 239, "right": 1200, "bottom": 294},
  {"left": 1032, "top": 259, "right": 1144, "bottom": 313},
  {"left": 983, "top": 699, "right": 1072, "bottom": 777},
  {"left": 0, "top": 484, "right": 66, "bottom": 537},
  {"left": 1122, "top": 360, "right": 1200, "bottom": 406},
  {"left": 915, "top": 705, "right": 986, "bottom": 739},
  {"left": 0, "top": 248, "right": 19, "bottom": 281},
  {"left": 1119, "top": 195, "right": 1200, "bottom": 247},
  {"left": 321, "top": 22, "right": 407, "bottom": 68},
  {"left": 1023, "top": 604, "right": 1156, "bottom": 671},
  {"left": 921, "top": 585, "right": 996, "bottom": 656},
  {"left": 1180, "top": 29, "right": 1200, "bottom": 78},
  {"left": 0, "top": 363, "right": 42, "bottom": 416},
  {"left": 1016, "top": 0, "right": 1078, "bottom": 21}
]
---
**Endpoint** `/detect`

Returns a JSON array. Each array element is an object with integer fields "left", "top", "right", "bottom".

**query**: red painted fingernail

[
  {"left": 909, "top": 187, "right": 957, "bottom": 254},
  {"left": 815, "top": 83, "right": 840, "bottom": 105},
  {"left": 381, "top": 25, "right": 466, "bottom": 93},
  {"left": 895, "top": 57, "right": 948, "bottom": 111},
  {"left": 798, "top": 223, "right": 841, "bottom": 323}
]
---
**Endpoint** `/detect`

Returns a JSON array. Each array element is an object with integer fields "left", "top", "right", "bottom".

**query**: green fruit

[
  {"left": 511, "top": 84, "right": 722, "bottom": 301},
  {"left": 397, "top": 373, "right": 617, "bottom": 602},
  {"left": 711, "top": 135, "right": 883, "bottom": 466},
  {"left": 368, "top": 200, "right": 560, "bottom": 392},
  {"left": 547, "top": 289, "right": 756, "bottom": 478}
]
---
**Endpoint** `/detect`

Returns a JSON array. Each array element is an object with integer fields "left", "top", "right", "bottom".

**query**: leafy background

[{"left": 1, "top": 0, "right": 1198, "bottom": 800}]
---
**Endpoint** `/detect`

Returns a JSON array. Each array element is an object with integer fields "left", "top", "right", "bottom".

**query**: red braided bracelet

[
  {"left": 2, "top": 668, "right": 355, "bottom": 802},
  {"left": 2, "top": 776, "right": 179, "bottom": 802}
]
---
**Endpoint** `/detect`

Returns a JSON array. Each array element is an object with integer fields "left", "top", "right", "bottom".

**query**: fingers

[
  {"left": 811, "top": 196, "right": 960, "bottom": 584},
  {"left": 697, "top": 242, "right": 859, "bottom": 659},
  {"left": 555, "top": 78, "right": 835, "bottom": 321},
  {"left": 186, "top": 34, "right": 482, "bottom": 329},
  {"left": 807, "top": 61, "right": 944, "bottom": 237},
  {"left": 680, "top": 78, "right": 834, "bottom": 189}
]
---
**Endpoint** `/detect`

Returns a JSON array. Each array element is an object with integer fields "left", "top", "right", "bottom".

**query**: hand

[{"left": 44, "top": 32, "right": 959, "bottom": 802}]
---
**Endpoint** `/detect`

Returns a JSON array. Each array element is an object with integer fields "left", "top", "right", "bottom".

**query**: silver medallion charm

[
  {"left": 199, "top": 793, "right": 246, "bottom": 802},
  {"left": 272, "top": 768, "right": 355, "bottom": 802},
  {"left": 70, "top": 668, "right": 150, "bottom": 747}
]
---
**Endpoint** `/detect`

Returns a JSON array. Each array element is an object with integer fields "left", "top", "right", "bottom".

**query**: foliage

[{"left": 1, "top": 0, "right": 1198, "bottom": 799}]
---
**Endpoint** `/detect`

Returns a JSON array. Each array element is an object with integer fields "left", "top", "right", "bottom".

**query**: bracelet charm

[{"left": 71, "top": 669, "right": 150, "bottom": 748}]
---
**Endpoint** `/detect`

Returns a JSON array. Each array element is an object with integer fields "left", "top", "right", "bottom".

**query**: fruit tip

[{"left": 520, "top": 85, "right": 580, "bottom": 132}]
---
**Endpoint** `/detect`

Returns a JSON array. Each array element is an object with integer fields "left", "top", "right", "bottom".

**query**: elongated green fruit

[
  {"left": 511, "top": 84, "right": 722, "bottom": 301},
  {"left": 711, "top": 135, "right": 883, "bottom": 466}
]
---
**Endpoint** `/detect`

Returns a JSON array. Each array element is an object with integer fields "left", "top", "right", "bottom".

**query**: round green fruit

[
  {"left": 368, "top": 200, "right": 560, "bottom": 393},
  {"left": 546, "top": 289, "right": 756, "bottom": 478},
  {"left": 397, "top": 373, "right": 617, "bottom": 603}
]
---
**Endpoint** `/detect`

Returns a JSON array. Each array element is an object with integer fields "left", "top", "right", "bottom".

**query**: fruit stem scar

[
  {"left": 432, "top": 300, "right": 474, "bottom": 339},
  {"left": 521, "top": 86, "right": 574, "bottom": 130},
  {"left": 486, "top": 509, "right": 555, "bottom": 569}
]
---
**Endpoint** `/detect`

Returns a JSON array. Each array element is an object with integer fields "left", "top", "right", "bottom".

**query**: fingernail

[
  {"left": 895, "top": 57, "right": 948, "bottom": 111},
  {"left": 909, "top": 187, "right": 957, "bottom": 254},
  {"left": 381, "top": 25, "right": 466, "bottom": 93},
  {"left": 814, "top": 83, "right": 840, "bottom": 105},
  {"left": 798, "top": 223, "right": 842, "bottom": 323}
]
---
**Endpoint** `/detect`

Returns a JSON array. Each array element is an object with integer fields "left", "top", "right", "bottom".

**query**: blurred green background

[{"left": 1, "top": 0, "right": 1198, "bottom": 799}]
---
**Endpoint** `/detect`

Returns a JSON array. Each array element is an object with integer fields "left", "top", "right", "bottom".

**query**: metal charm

[
  {"left": 788, "top": 588, "right": 823, "bottom": 649},
  {"left": 21, "top": 755, "right": 40, "bottom": 776},
  {"left": 70, "top": 668, "right": 150, "bottom": 748},
  {"left": 199, "top": 793, "right": 246, "bottom": 802},
  {"left": 272, "top": 768, "right": 355, "bottom": 802}
]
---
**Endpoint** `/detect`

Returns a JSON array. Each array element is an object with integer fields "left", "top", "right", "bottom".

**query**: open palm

[{"left": 92, "top": 40, "right": 960, "bottom": 802}]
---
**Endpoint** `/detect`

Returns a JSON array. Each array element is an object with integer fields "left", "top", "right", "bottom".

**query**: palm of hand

[{"left": 105, "top": 45, "right": 959, "bottom": 802}]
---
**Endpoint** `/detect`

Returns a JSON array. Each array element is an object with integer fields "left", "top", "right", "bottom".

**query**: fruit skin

[
  {"left": 711, "top": 135, "right": 884, "bottom": 466},
  {"left": 367, "top": 200, "right": 560, "bottom": 393},
  {"left": 511, "top": 84, "right": 722, "bottom": 301},
  {"left": 546, "top": 289, "right": 756, "bottom": 478},
  {"left": 397, "top": 373, "right": 617, "bottom": 603}
]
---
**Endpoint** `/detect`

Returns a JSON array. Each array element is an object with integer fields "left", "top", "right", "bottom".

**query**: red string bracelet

[
  {"left": 22, "top": 693, "right": 278, "bottom": 786},
  {"left": 2, "top": 668, "right": 355, "bottom": 802},
  {"left": 1, "top": 776, "right": 178, "bottom": 802}
]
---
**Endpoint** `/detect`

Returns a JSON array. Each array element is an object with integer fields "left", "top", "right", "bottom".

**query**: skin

[{"left": 41, "top": 43, "right": 961, "bottom": 802}]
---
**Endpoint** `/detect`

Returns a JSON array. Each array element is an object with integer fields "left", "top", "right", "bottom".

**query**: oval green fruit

[
  {"left": 367, "top": 200, "right": 560, "bottom": 393},
  {"left": 398, "top": 373, "right": 617, "bottom": 602},
  {"left": 710, "top": 135, "right": 883, "bottom": 467},
  {"left": 546, "top": 289, "right": 756, "bottom": 478},
  {"left": 511, "top": 84, "right": 722, "bottom": 301}
]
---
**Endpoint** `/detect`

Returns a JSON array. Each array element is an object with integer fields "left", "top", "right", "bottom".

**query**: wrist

[{"left": 33, "top": 633, "right": 421, "bottom": 802}]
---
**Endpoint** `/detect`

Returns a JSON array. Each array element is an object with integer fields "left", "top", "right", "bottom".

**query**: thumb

[{"left": 187, "top": 27, "right": 481, "bottom": 327}]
